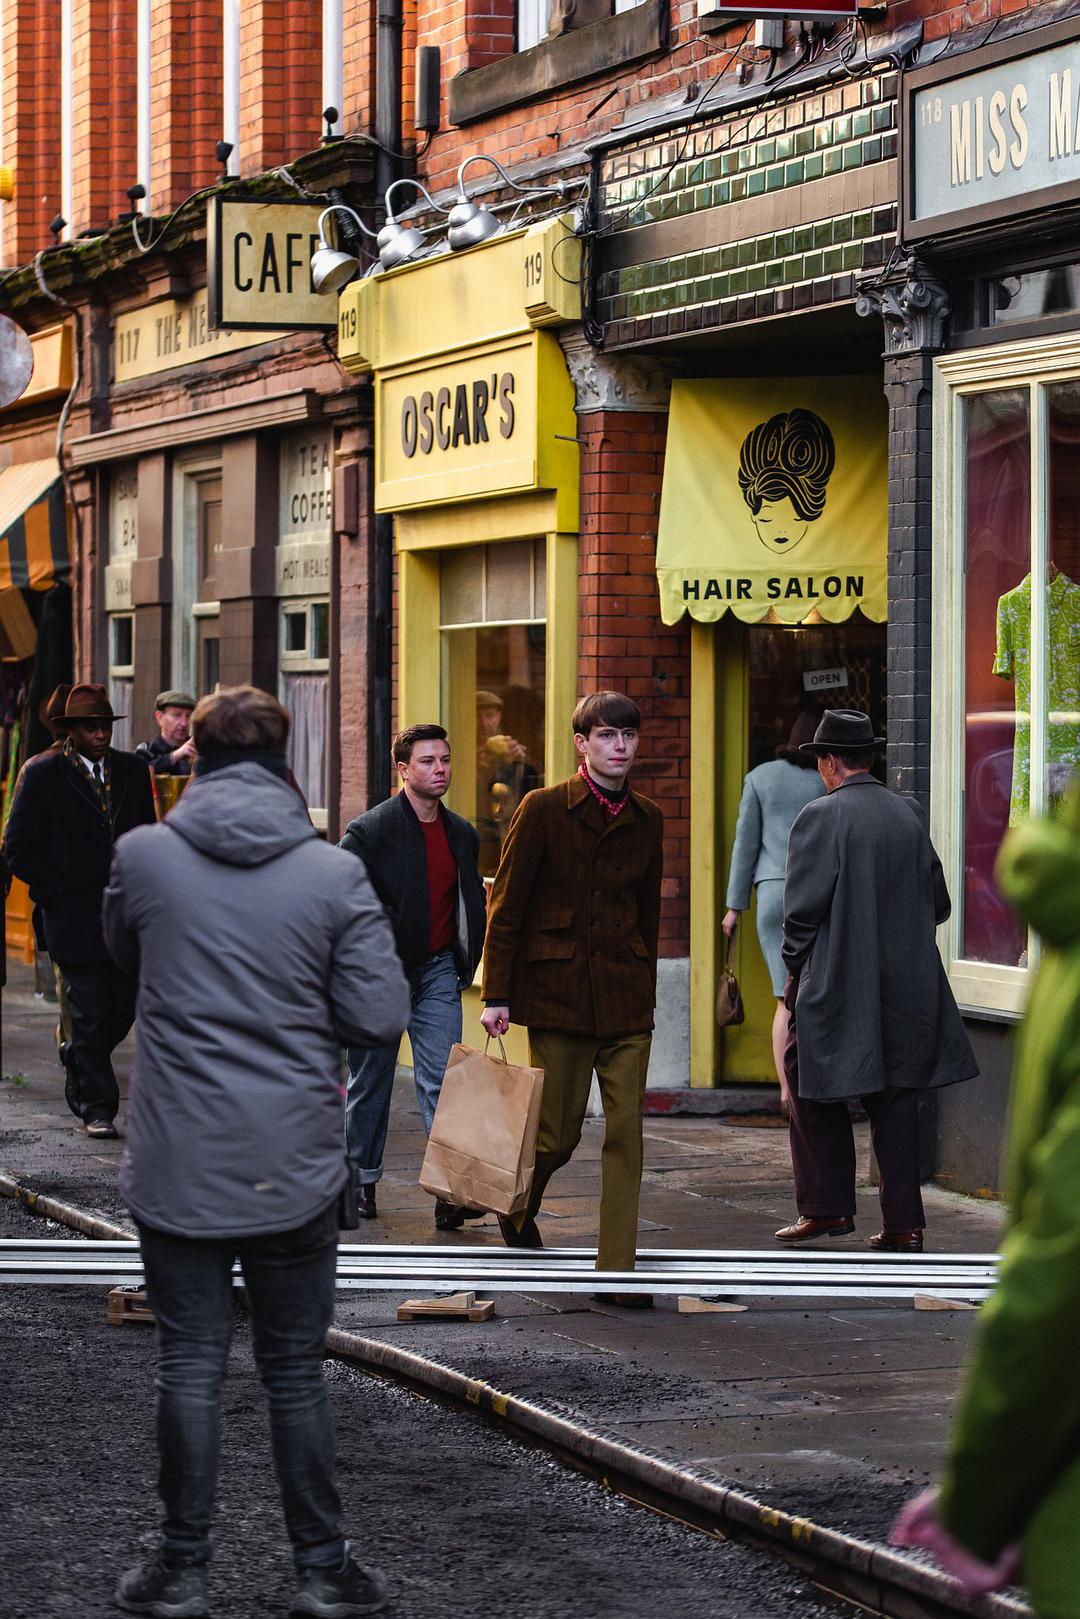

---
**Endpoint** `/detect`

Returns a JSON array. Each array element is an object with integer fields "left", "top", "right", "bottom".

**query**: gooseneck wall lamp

[
  {"left": 446, "top": 155, "right": 564, "bottom": 252},
  {"left": 310, "top": 205, "right": 378, "bottom": 294},
  {"left": 377, "top": 178, "right": 449, "bottom": 271}
]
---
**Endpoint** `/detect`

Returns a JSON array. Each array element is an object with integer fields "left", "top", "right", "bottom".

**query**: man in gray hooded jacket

[{"left": 103, "top": 685, "right": 409, "bottom": 1619}]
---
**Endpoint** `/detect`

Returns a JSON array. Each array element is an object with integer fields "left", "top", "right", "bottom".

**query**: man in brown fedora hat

[
  {"left": 3, "top": 683, "right": 156, "bottom": 1138},
  {"left": 775, "top": 710, "right": 978, "bottom": 1252}
]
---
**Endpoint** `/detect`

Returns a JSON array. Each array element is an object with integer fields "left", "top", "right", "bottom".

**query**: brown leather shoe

[
  {"left": 869, "top": 1229, "right": 924, "bottom": 1252},
  {"left": 774, "top": 1215, "right": 855, "bottom": 1244},
  {"left": 497, "top": 1212, "right": 543, "bottom": 1249},
  {"left": 592, "top": 1291, "right": 654, "bottom": 1309}
]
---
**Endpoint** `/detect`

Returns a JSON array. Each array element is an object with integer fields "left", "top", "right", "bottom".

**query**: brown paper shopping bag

[{"left": 419, "top": 1038, "right": 544, "bottom": 1216}]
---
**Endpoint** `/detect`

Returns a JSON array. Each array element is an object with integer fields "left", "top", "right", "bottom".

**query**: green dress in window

[{"left": 994, "top": 570, "right": 1080, "bottom": 826}]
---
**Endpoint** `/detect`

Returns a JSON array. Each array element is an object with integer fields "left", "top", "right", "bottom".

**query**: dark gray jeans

[{"left": 137, "top": 1201, "right": 344, "bottom": 1571}]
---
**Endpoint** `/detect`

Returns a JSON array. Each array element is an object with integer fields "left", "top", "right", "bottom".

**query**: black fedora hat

[{"left": 799, "top": 709, "right": 885, "bottom": 756}]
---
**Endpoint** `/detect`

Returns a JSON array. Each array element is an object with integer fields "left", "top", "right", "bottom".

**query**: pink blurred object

[{"left": 890, "top": 1489, "right": 1021, "bottom": 1597}]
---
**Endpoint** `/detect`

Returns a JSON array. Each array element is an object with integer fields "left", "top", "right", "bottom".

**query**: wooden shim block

[
  {"left": 678, "top": 1295, "right": 749, "bottom": 1314},
  {"left": 397, "top": 1292, "right": 495, "bottom": 1323},
  {"left": 914, "top": 1293, "right": 979, "bottom": 1312},
  {"left": 106, "top": 1287, "right": 155, "bottom": 1325}
]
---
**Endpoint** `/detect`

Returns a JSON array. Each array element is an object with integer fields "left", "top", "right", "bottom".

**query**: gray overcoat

[
  {"left": 781, "top": 774, "right": 978, "bottom": 1101},
  {"left": 103, "top": 762, "right": 411, "bottom": 1238}
]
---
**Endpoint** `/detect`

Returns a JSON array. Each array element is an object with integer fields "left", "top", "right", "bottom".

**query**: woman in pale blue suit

[{"left": 722, "top": 708, "right": 826, "bottom": 1105}]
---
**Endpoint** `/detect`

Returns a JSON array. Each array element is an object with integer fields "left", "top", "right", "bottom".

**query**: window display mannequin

[{"left": 994, "top": 564, "right": 1080, "bottom": 825}]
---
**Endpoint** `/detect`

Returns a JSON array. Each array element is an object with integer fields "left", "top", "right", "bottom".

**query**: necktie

[{"left": 93, "top": 763, "right": 103, "bottom": 788}]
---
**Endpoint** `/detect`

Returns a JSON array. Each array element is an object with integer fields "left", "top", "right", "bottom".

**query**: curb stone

[{"left": 0, "top": 1167, "right": 1031, "bottom": 1619}]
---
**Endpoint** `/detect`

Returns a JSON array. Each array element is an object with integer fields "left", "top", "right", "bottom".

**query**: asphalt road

[{"left": 0, "top": 1198, "right": 858, "bottom": 1619}]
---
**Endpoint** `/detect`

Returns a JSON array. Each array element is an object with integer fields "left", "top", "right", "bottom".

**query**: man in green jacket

[{"left": 892, "top": 780, "right": 1080, "bottom": 1618}]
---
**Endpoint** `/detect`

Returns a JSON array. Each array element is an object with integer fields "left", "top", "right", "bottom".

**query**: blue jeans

[
  {"left": 137, "top": 1201, "right": 344, "bottom": 1572},
  {"left": 345, "top": 948, "right": 463, "bottom": 1186}
]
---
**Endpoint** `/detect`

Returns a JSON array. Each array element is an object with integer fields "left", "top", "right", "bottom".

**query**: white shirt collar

[{"left": 79, "top": 753, "right": 102, "bottom": 776}]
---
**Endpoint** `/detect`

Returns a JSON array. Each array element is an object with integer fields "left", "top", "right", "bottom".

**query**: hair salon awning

[
  {"left": 0, "top": 459, "right": 70, "bottom": 593},
  {"left": 656, "top": 378, "right": 888, "bottom": 625}
]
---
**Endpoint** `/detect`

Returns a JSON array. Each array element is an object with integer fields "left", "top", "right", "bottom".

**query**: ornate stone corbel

[
  {"left": 855, "top": 252, "right": 950, "bottom": 356},
  {"left": 558, "top": 325, "right": 679, "bottom": 414}
]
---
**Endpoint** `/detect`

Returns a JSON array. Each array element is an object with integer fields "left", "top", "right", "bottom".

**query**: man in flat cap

[
  {"left": 776, "top": 710, "right": 979, "bottom": 1253},
  {"left": 136, "top": 689, "right": 197, "bottom": 777},
  {"left": 3, "top": 684, "right": 156, "bottom": 1138}
]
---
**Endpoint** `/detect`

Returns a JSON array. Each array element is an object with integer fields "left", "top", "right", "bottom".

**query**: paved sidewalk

[{"left": 0, "top": 959, "right": 1004, "bottom": 1546}]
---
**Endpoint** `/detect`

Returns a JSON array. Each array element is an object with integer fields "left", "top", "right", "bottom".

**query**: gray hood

[{"left": 166, "top": 762, "right": 316, "bottom": 866}]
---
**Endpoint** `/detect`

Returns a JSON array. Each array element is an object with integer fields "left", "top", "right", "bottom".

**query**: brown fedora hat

[
  {"left": 38, "top": 683, "right": 73, "bottom": 729},
  {"left": 63, "top": 683, "right": 124, "bottom": 723}
]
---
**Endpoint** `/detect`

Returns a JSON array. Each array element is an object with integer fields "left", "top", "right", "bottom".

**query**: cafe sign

[
  {"left": 903, "top": 19, "right": 1080, "bottom": 240},
  {"left": 208, "top": 197, "right": 336, "bottom": 330}
]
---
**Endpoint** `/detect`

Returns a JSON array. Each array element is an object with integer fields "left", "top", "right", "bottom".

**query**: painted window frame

[{"left": 932, "top": 329, "right": 1080, "bottom": 1015}]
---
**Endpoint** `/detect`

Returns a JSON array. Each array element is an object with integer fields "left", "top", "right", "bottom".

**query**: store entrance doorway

[{"left": 720, "top": 611, "right": 887, "bottom": 1087}]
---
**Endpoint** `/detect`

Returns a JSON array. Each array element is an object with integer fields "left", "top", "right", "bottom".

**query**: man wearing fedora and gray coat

[
  {"left": 3, "top": 683, "right": 156, "bottom": 1137},
  {"left": 776, "top": 709, "right": 978, "bottom": 1252}
]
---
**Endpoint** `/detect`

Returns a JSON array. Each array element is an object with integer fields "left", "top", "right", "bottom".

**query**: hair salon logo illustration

[{"left": 737, "top": 409, "right": 836, "bottom": 555}]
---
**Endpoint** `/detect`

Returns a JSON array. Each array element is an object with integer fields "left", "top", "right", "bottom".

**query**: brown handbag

[{"left": 715, "top": 935, "right": 745, "bottom": 1028}]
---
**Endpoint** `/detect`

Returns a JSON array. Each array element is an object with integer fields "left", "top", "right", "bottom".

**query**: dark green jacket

[{"left": 939, "top": 783, "right": 1080, "bottom": 1617}]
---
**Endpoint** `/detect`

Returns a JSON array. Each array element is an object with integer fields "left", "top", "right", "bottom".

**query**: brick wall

[
  {"left": 1, "top": 0, "right": 62, "bottom": 263},
  {"left": 239, "top": 0, "right": 323, "bottom": 173},
  {"left": 409, "top": 0, "right": 1056, "bottom": 192},
  {"left": 149, "top": 0, "right": 223, "bottom": 210},
  {"left": 578, "top": 409, "right": 689, "bottom": 958}
]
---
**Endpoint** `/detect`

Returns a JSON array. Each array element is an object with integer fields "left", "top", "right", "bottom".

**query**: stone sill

[{"left": 449, "top": 1, "right": 668, "bottom": 127}]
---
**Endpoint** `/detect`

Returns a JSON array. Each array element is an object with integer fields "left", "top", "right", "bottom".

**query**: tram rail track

[{"left": 0, "top": 1168, "right": 1028, "bottom": 1619}]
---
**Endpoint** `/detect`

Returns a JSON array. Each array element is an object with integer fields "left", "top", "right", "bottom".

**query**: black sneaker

[
  {"left": 58, "top": 1041, "right": 81, "bottom": 1118},
  {"left": 116, "top": 1556, "right": 209, "bottom": 1618},
  {"left": 290, "top": 1555, "right": 388, "bottom": 1617}
]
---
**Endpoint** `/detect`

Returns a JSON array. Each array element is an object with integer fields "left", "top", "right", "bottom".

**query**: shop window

[
  {"left": 934, "top": 345, "right": 1080, "bottom": 1012},
  {"left": 108, "top": 613, "right": 135, "bottom": 753},
  {"left": 440, "top": 540, "right": 546, "bottom": 878},
  {"left": 280, "top": 598, "right": 330, "bottom": 827}
]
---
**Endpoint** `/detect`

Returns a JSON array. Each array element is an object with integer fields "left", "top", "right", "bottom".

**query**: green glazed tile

[
  {"left": 872, "top": 104, "right": 892, "bottom": 132},
  {"left": 755, "top": 235, "right": 774, "bottom": 262},
  {"left": 720, "top": 243, "right": 738, "bottom": 270},
  {"left": 694, "top": 186, "right": 711, "bottom": 211},
  {"left": 803, "top": 250, "right": 823, "bottom": 277},
  {"left": 833, "top": 215, "right": 853, "bottom": 242},
  {"left": 712, "top": 181, "right": 730, "bottom": 207},
  {"left": 795, "top": 128, "right": 815, "bottom": 156},
  {"left": 747, "top": 265, "right": 766, "bottom": 291},
  {"left": 722, "top": 151, "right": 739, "bottom": 176},
  {"left": 842, "top": 242, "right": 862, "bottom": 269},
  {"left": 776, "top": 134, "right": 794, "bottom": 160},
  {"left": 675, "top": 192, "right": 693, "bottom": 215},
  {"left": 794, "top": 224, "right": 813, "bottom": 252},
  {"left": 642, "top": 289, "right": 660, "bottom": 313},
  {"left": 758, "top": 139, "right": 776, "bottom": 164},
  {"left": 738, "top": 145, "right": 754, "bottom": 170},
  {"left": 765, "top": 164, "right": 784, "bottom": 192},
  {"left": 785, "top": 159, "right": 804, "bottom": 187},
  {"left": 816, "top": 123, "right": 833, "bottom": 148},
  {"left": 703, "top": 155, "right": 723, "bottom": 180},
  {"left": 852, "top": 210, "right": 872, "bottom": 239},
  {"left": 765, "top": 261, "right": 784, "bottom": 287},
  {"left": 776, "top": 228, "right": 794, "bottom": 255},
  {"left": 823, "top": 148, "right": 843, "bottom": 175},
  {"left": 841, "top": 142, "right": 861, "bottom": 171},
  {"left": 730, "top": 176, "right": 747, "bottom": 201},
  {"left": 686, "top": 251, "right": 703, "bottom": 277},
  {"left": 804, "top": 153, "right": 824, "bottom": 181},
  {"left": 852, "top": 110, "right": 872, "bottom": 138},
  {"left": 747, "top": 170, "right": 766, "bottom": 197},
  {"left": 783, "top": 255, "right": 803, "bottom": 283},
  {"left": 882, "top": 131, "right": 898, "bottom": 158},
  {"left": 737, "top": 238, "right": 756, "bottom": 266},
  {"left": 863, "top": 136, "right": 882, "bottom": 164},
  {"left": 834, "top": 115, "right": 851, "bottom": 141},
  {"left": 813, "top": 220, "right": 831, "bottom": 248},
  {"left": 822, "top": 246, "right": 843, "bottom": 273},
  {"left": 729, "top": 268, "right": 747, "bottom": 294}
]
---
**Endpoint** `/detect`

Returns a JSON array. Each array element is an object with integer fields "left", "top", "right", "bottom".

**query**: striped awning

[{"left": 0, "top": 458, "right": 70, "bottom": 592}]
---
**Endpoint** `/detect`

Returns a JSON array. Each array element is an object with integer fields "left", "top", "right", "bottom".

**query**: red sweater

[{"left": 422, "top": 812, "right": 457, "bottom": 955}]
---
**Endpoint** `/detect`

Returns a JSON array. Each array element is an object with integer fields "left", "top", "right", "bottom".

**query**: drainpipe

[{"left": 368, "top": 0, "right": 402, "bottom": 803}]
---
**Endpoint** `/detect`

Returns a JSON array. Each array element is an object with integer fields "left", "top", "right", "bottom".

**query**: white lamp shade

[{"left": 311, "top": 244, "right": 360, "bottom": 294}]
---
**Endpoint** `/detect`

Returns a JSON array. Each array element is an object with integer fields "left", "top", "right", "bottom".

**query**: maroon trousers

[{"left": 784, "top": 1006, "right": 926, "bottom": 1233}]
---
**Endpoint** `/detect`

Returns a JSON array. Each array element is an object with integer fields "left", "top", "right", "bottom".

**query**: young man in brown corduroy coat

[{"left": 480, "top": 691, "right": 664, "bottom": 1307}]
